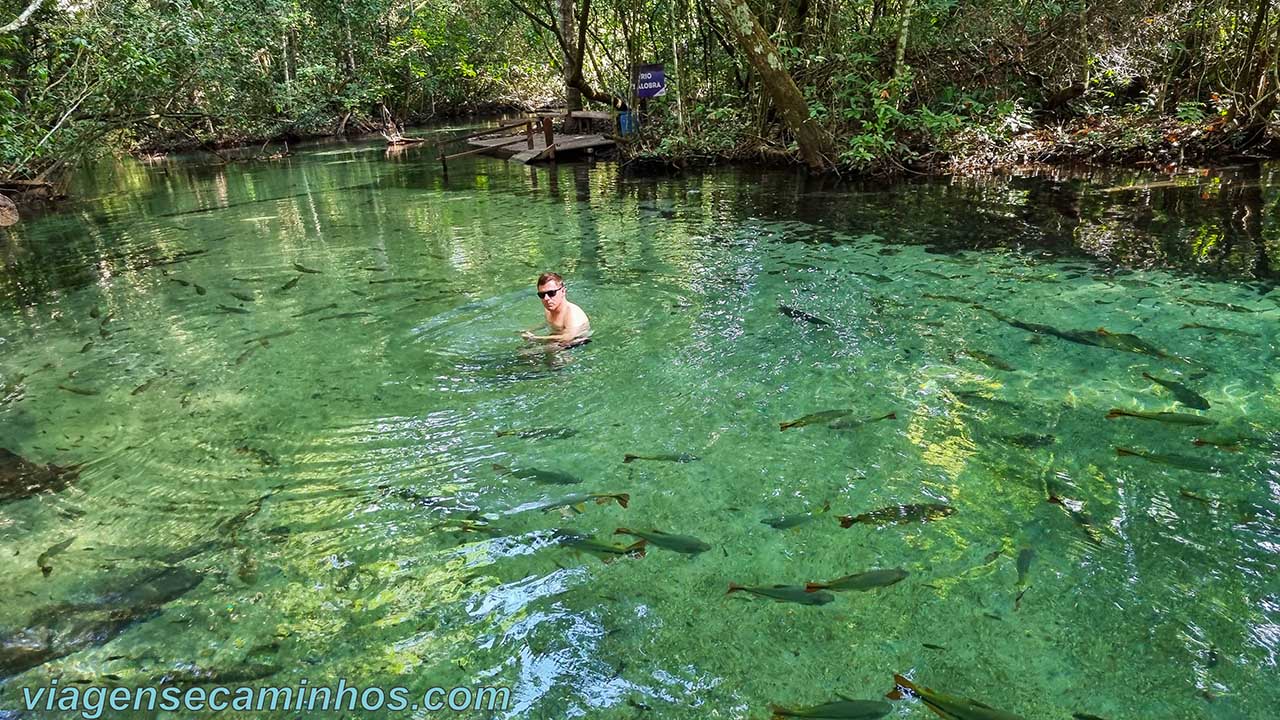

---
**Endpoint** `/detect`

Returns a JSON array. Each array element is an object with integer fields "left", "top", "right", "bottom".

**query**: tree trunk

[
  {"left": 507, "top": 0, "right": 628, "bottom": 109},
  {"left": 1079, "top": 0, "right": 1089, "bottom": 87},
  {"left": 892, "top": 0, "right": 912, "bottom": 88},
  {"left": 711, "top": 0, "right": 832, "bottom": 169},
  {"left": 1230, "top": 0, "right": 1273, "bottom": 130},
  {"left": 560, "top": 0, "right": 582, "bottom": 110}
]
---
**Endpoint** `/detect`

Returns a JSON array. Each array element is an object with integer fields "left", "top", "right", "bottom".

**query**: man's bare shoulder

[{"left": 568, "top": 302, "right": 590, "bottom": 327}]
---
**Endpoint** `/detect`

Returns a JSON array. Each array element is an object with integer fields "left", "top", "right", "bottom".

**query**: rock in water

[
  {"left": 0, "top": 449, "right": 81, "bottom": 504},
  {"left": 0, "top": 194, "right": 17, "bottom": 227},
  {"left": 0, "top": 565, "right": 204, "bottom": 679}
]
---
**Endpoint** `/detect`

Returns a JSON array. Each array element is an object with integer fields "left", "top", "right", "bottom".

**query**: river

[{"left": 0, "top": 130, "right": 1276, "bottom": 719}]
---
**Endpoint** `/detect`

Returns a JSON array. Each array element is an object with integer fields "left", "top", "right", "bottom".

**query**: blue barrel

[{"left": 618, "top": 111, "right": 639, "bottom": 135}]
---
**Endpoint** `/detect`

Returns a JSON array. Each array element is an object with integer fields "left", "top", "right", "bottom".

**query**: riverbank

[
  {"left": 3, "top": 107, "right": 1277, "bottom": 216},
  {"left": 620, "top": 111, "right": 1280, "bottom": 176}
]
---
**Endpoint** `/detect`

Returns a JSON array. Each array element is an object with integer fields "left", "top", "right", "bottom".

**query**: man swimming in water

[{"left": 520, "top": 272, "right": 590, "bottom": 346}]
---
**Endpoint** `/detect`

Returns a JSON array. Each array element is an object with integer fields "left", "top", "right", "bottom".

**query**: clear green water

[{"left": 1, "top": 136, "right": 1278, "bottom": 719}]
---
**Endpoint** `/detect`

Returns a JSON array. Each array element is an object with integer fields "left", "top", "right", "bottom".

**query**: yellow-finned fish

[{"left": 887, "top": 674, "right": 1025, "bottom": 719}]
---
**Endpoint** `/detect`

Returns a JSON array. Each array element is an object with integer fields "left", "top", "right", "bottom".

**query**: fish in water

[
  {"left": 131, "top": 376, "right": 160, "bottom": 395},
  {"left": 1178, "top": 322, "right": 1257, "bottom": 338},
  {"left": 229, "top": 291, "right": 255, "bottom": 302},
  {"left": 1116, "top": 447, "right": 1216, "bottom": 473},
  {"left": 1191, "top": 434, "right": 1254, "bottom": 451},
  {"left": 1014, "top": 546, "right": 1034, "bottom": 607},
  {"left": 169, "top": 278, "right": 190, "bottom": 287},
  {"left": 245, "top": 330, "right": 295, "bottom": 345},
  {"left": 828, "top": 412, "right": 897, "bottom": 430},
  {"left": 292, "top": 303, "right": 338, "bottom": 318},
  {"left": 981, "top": 309, "right": 1186, "bottom": 363},
  {"left": 216, "top": 304, "right": 250, "bottom": 314},
  {"left": 235, "top": 445, "right": 279, "bottom": 466},
  {"left": 1141, "top": 372, "right": 1209, "bottom": 410},
  {"left": 435, "top": 515, "right": 501, "bottom": 537},
  {"left": 1, "top": 449, "right": 81, "bottom": 505},
  {"left": 840, "top": 504, "right": 955, "bottom": 528},
  {"left": 887, "top": 674, "right": 1025, "bottom": 720},
  {"left": 36, "top": 536, "right": 76, "bottom": 577},
  {"left": 960, "top": 349, "right": 1013, "bottom": 371},
  {"left": 1179, "top": 297, "right": 1256, "bottom": 313},
  {"left": 494, "top": 427, "right": 578, "bottom": 440},
  {"left": 921, "top": 293, "right": 974, "bottom": 304},
  {"left": 999, "top": 433, "right": 1055, "bottom": 449},
  {"left": 279, "top": 275, "right": 301, "bottom": 291},
  {"left": 493, "top": 463, "right": 581, "bottom": 485},
  {"left": 1046, "top": 492, "right": 1102, "bottom": 544},
  {"left": 194, "top": 284, "right": 206, "bottom": 296},
  {"left": 622, "top": 452, "right": 699, "bottom": 464},
  {"left": 0, "top": 565, "right": 204, "bottom": 680},
  {"left": 369, "top": 277, "right": 427, "bottom": 285},
  {"left": 317, "top": 312, "right": 372, "bottom": 321},
  {"left": 534, "top": 492, "right": 629, "bottom": 513},
  {"left": 804, "top": 568, "right": 907, "bottom": 593},
  {"left": 1105, "top": 408, "right": 1214, "bottom": 426},
  {"left": 778, "top": 304, "right": 831, "bottom": 326},
  {"left": 1091, "top": 328, "right": 1189, "bottom": 362},
  {"left": 726, "top": 583, "right": 835, "bottom": 606},
  {"left": 854, "top": 272, "right": 893, "bottom": 284},
  {"left": 1015, "top": 547, "right": 1033, "bottom": 589},
  {"left": 770, "top": 697, "right": 892, "bottom": 719},
  {"left": 234, "top": 346, "right": 258, "bottom": 365},
  {"left": 780, "top": 409, "right": 852, "bottom": 430},
  {"left": 57, "top": 384, "right": 98, "bottom": 396},
  {"left": 762, "top": 501, "right": 831, "bottom": 529},
  {"left": 79, "top": 341, "right": 94, "bottom": 353},
  {"left": 555, "top": 532, "right": 647, "bottom": 562},
  {"left": 952, "top": 390, "right": 1018, "bottom": 412},
  {"left": 614, "top": 528, "right": 711, "bottom": 554},
  {"left": 292, "top": 263, "right": 322, "bottom": 274}
]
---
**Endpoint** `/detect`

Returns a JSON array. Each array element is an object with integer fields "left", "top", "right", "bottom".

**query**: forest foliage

[{"left": 1, "top": 0, "right": 1277, "bottom": 186}]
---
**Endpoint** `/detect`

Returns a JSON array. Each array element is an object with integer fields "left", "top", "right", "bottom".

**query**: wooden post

[
  {"left": 439, "top": 145, "right": 447, "bottom": 175},
  {"left": 542, "top": 117, "right": 556, "bottom": 161},
  {"left": 525, "top": 120, "right": 534, "bottom": 149}
]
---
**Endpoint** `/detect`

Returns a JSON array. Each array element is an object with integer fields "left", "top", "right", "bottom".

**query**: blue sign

[{"left": 635, "top": 64, "right": 666, "bottom": 99}]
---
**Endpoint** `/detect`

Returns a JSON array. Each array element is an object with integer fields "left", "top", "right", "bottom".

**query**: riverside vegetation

[{"left": 2, "top": 0, "right": 1279, "bottom": 200}]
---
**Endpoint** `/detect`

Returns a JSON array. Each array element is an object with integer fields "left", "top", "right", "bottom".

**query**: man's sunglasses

[{"left": 536, "top": 286, "right": 563, "bottom": 299}]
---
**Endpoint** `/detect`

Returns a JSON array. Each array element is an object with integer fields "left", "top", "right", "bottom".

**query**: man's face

[{"left": 537, "top": 281, "right": 564, "bottom": 311}]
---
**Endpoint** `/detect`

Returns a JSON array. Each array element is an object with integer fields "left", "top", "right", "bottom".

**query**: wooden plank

[
  {"left": 468, "top": 135, "right": 544, "bottom": 148},
  {"left": 455, "top": 119, "right": 534, "bottom": 143},
  {"left": 511, "top": 143, "right": 559, "bottom": 164},
  {"left": 462, "top": 131, "right": 613, "bottom": 164},
  {"left": 445, "top": 138, "right": 526, "bottom": 161},
  {"left": 567, "top": 111, "right": 616, "bottom": 121},
  {"left": 510, "top": 148, "right": 542, "bottom": 164}
]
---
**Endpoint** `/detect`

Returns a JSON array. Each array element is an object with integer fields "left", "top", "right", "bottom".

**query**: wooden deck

[{"left": 465, "top": 132, "right": 615, "bottom": 164}]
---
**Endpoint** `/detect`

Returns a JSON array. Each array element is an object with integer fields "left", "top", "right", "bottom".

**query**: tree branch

[
  {"left": 0, "top": 0, "right": 45, "bottom": 34},
  {"left": 506, "top": 0, "right": 572, "bottom": 59}
]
